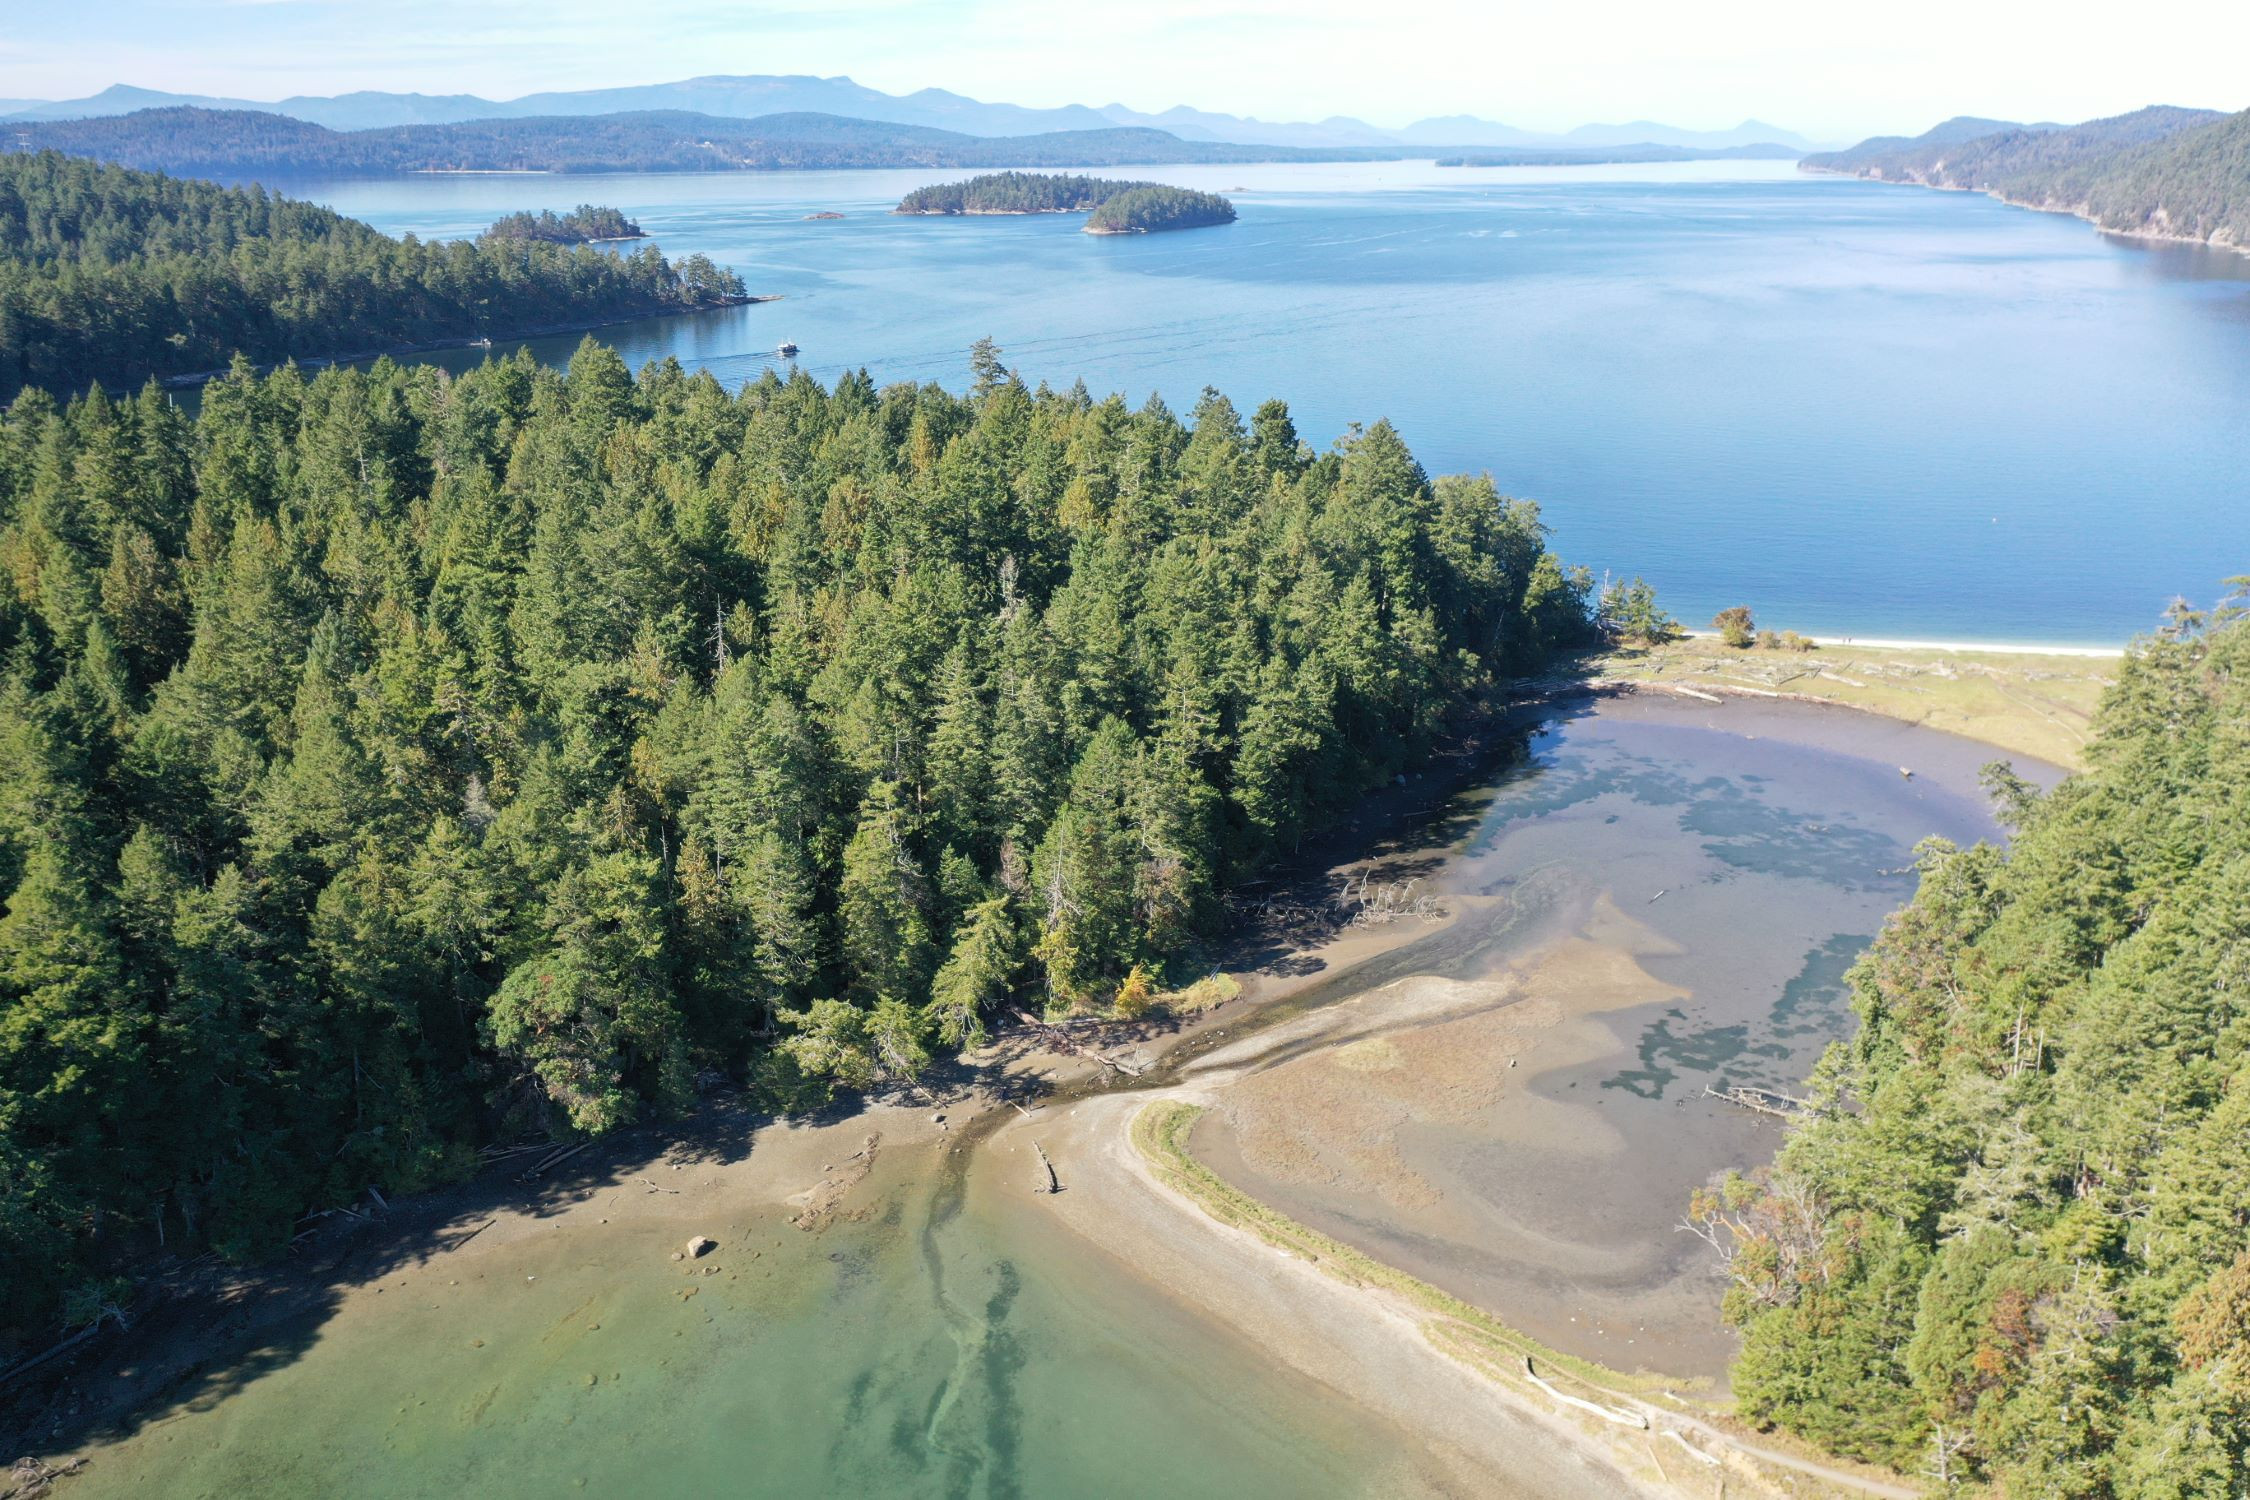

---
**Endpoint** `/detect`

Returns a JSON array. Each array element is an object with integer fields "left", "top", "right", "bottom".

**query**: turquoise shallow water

[
  {"left": 291, "top": 158, "right": 2250, "bottom": 646},
  {"left": 62, "top": 1145, "right": 1437, "bottom": 1500}
]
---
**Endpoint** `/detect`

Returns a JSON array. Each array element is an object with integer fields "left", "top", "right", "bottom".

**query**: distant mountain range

[
  {"left": 1804, "top": 105, "right": 2250, "bottom": 253},
  {"left": 10, "top": 106, "right": 1815, "bottom": 179},
  {"left": 0, "top": 74, "right": 1823, "bottom": 153}
]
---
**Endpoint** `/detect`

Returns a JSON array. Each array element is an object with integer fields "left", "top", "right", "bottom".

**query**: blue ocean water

[{"left": 306, "top": 161, "right": 2250, "bottom": 645}]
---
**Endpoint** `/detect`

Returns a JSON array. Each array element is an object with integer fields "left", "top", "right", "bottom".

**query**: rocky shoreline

[{"left": 1800, "top": 163, "right": 2249, "bottom": 258}]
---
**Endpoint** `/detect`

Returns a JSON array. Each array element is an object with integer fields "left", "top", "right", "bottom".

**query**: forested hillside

[
  {"left": 0, "top": 154, "right": 745, "bottom": 399},
  {"left": 0, "top": 344, "right": 1594, "bottom": 1329},
  {"left": 14, "top": 106, "right": 1384, "bottom": 179},
  {"left": 1804, "top": 106, "right": 2250, "bottom": 251},
  {"left": 1695, "top": 596, "right": 2250, "bottom": 1495}
]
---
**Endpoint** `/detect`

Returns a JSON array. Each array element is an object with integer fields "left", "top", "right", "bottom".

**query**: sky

[{"left": 6, "top": 0, "right": 2247, "bottom": 143}]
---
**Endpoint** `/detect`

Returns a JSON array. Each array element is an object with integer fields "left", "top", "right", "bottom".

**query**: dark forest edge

[
  {"left": 0, "top": 154, "right": 747, "bottom": 400},
  {"left": 0, "top": 335, "right": 1607, "bottom": 1334},
  {"left": 1692, "top": 592, "right": 2250, "bottom": 1496}
]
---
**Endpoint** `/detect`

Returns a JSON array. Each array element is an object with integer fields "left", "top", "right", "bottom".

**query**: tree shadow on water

[{"left": 0, "top": 1094, "right": 778, "bottom": 1465}]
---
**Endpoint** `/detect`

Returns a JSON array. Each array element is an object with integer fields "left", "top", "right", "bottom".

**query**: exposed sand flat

[
  {"left": 1589, "top": 636, "right": 2115, "bottom": 768},
  {"left": 1010, "top": 1089, "right": 1674, "bottom": 1500}
]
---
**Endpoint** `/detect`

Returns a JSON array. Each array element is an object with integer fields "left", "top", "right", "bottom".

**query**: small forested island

[
  {"left": 1804, "top": 104, "right": 2250, "bottom": 254},
  {"left": 898, "top": 172, "right": 1236, "bottom": 233},
  {"left": 480, "top": 204, "right": 645, "bottom": 243},
  {"left": 0, "top": 153, "right": 747, "bottom": 397},
  {"left": 897, "top": 171, "right": 1149, "bottom": 215},
  {"left": 1083, "top": 185, "right": 1237, "bottom": 234}
]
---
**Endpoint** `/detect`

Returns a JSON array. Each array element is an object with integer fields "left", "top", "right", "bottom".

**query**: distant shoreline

[
  {"left": 1681, "top": 628, "right": 2125, "bottom": 658},
  {"left": 1800, "top": 164, "right": 2250, "bottom": 261},
  {"left": 156, "top": 295, "right": 781, "bottom": 390}
]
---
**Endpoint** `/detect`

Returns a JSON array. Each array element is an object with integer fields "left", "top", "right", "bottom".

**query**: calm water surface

[{"left": 297, "top": 160, "right": 2250, "bottom": 645}]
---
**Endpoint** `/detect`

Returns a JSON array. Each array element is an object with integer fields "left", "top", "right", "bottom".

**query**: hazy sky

[{"left": 8, "top": 0, "right": 2246, "bottom": 141}]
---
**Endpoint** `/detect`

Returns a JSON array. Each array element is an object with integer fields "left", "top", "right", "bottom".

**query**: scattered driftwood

[
  {"left": 790, "top": 1134, "right": 882, "bottom": 1230},
  {"left": 1011, "top": 1011, "right": 1143, "bottom": 1078},
  {"left": 1522, "top": 1357, "right": 1647, "bottom": 1429},
  {"left": 0, "top": 1318, "right": 107, "bottom": 1390},
  {"left": 1340, "top": 869, "right": 1446, "bottom": 928},
  {"left": 1665, "top": 1428, "right": 1722, "bottom": 1467},
  {"left": 1032, "top": 1142, "right": 1063, "bottom": 1195},
  {"left": 7, "top": 1455, "right": 89, "bottom": 1498},
  {"left": 634, "top": 1176, "right": 680, "bottom": 1195},
  {"left": 1705, "top": 1084, "right": 1811, "bottom": 1119},
  {"left": 479, "top": 1141, "right": 550, "bottom": 1161},
  {"left": 519, "top": 1141, "right": 590, "bottom": 1180},
  {"left": 452, "top": 1218, "right": 498, "bottom": 1250}
]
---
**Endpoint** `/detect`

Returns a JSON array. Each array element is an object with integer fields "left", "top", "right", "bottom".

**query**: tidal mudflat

[{"left": 1183, "top": 691, "right": 2028, "bottom": 1384}]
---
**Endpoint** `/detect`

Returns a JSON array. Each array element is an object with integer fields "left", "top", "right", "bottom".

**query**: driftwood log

[
  {"left": 1011, "top": 1011, "right": 1143, "bottom": 1078},
  {"left": 1704, "top": 1084, "right": 1811, "bottom": 1119}
]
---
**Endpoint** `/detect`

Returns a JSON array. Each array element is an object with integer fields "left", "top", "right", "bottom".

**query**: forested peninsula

[
  {"left": 1804, "top": 105, "right": 2250, "bottom": 254},
  {"left": 1695, "top": 594, "right": 2250, "bottom": 1494},
  {"left": 0, "top": 154, "right": 747, "bottom": 399},
  {"left": 481, "top": 205, "right": 645, "bottom": 244},
  {"left": 0, "top": 342, "right": 1597, "bottom": 1329}
]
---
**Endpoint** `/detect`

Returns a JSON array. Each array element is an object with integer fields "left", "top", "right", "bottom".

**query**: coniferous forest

[
  {"left": 0, "top": 341, "right": 1595, "bottom": 1329},
  {"left": 895, "top": 172, "right": 1160, "bottom": 215},
  {"left": 0, "top": 153, "right": 746, "bottom": 401},
  {"left": 1694, "top": 596, "right": 2250, "bottom": 1497},
  {"left": 1082, "top": 186, "right": 1237, "bottom": 234},
  {"left": 480, "top": 205, "right": 646, "bottom": 244}
]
